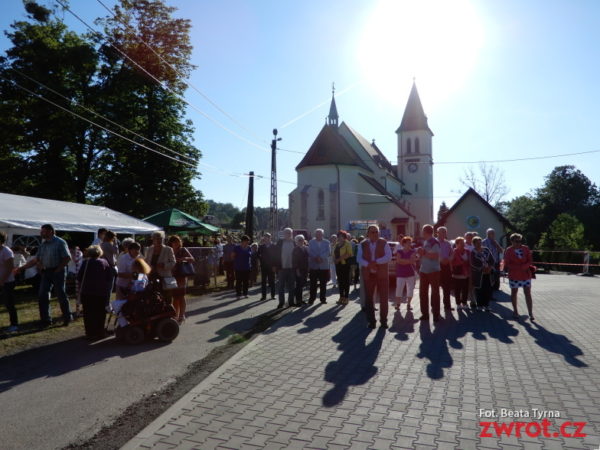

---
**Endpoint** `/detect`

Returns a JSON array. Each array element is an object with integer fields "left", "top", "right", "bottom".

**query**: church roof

[
  {"left": 359, "top": 174, "right": 415, "bottom": 218},
  {"left": 435, "top": 188, "right": 515, "bottom": 229},
  {"left": 339, "top": 123, "right": 404, "bottom": 184},
  {"left": 295, "top": 124, "right": 372, "bottom": 172},
  {"left": 396, "top": 81, "right": 433, "bottom": 135}
]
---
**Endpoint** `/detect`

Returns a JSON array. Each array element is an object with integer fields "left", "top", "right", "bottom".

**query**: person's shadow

[
  {"left": 522, "top": 320, "right": 587, "bottom": 367},
  {"left": 297, "top": 304, "right": 344, "bottom": 334},
  {"left": 416, "top": 320, "right": 453, "bottom": 380},
  {"left": 322, "top": 312, "right": 385, "bottom": 407},
  {"left": 389, "top": 309, "right": 419, "bottom": 342}
]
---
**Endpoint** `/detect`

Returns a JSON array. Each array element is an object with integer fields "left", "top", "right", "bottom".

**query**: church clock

[{"left": 408, "top": 163, "right": 418, "bottom": 173}]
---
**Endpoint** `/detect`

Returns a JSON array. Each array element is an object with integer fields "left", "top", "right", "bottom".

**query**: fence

[
  {"left": 186, "top": 247, "right": 220, "bottom": 288},
  {"left": 532, "top": 250, "right": 600, "bottom": 275}
]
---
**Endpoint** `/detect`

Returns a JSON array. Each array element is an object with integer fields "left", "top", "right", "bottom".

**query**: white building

[{"left": 288, "top": 82, "right": 434, "bottom": 238}]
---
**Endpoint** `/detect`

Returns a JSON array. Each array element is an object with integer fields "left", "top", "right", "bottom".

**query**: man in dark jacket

[
  {"left": 257, "top": 233, "right": 276, "bottom": 300},
  {"left": 292, "top": 235, "right": 309, "bottom": 306}
]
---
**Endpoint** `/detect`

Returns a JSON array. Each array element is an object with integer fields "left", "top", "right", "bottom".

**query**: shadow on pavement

[
  {"left": 523, "top": 320, "right": 587, "bottom": 367},
  {"left": 194, "top": 299, "right": 266, "bottom": 324},
  {"left": 416, "top": 320, "right": 453, "bottom": 379},
  {"left": 390, "top": 310, "right": 419, "bottom": 341},
  {"left": 415, "top": 302, "right": 521, "bottom": 379},
  {"left": 262, "top": 303, "right": 320, "bottom": 335},
  {"left": 297, "top": 304, "right": 344, "bottom": 334},
  {"left": 322, "top": 311, "right": 385, "bottom": 407},
  {"left": 0, "top": 336, "right": 160, "bottom": 393}
]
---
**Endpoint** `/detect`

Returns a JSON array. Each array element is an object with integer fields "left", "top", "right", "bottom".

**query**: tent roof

[
  {"left": 143, "top": 208, "right": 220, "bottom": 234},
  {"left": 0, "top": 192, "right": 161, "bottom": 235}
]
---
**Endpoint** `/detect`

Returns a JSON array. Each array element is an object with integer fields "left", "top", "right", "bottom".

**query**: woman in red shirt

[{"left": 503, "top": 233, "right": 534, "bottom": 321}]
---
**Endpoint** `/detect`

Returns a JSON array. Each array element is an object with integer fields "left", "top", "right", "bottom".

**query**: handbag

[
  {"left": 162, "top": 276, "right": 179, "bottom": 290},
  {"left": 174, "top": 261, "right": 196, "bottom": 277},
  {"left": 529, "top": 265, "right": 537, "bottom": 279}
]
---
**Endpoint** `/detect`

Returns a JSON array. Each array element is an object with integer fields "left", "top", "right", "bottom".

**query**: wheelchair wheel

[
  {"left": 123, "top": 325, "right": 145, "bottom": 345},
  {"left": 155, "top": 318, "right": 179, "bottom": 342}
]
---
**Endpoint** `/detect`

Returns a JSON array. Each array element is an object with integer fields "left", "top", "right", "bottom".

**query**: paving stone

[{"left": 125, "top": 277, "right": 600, "bottom": 450}]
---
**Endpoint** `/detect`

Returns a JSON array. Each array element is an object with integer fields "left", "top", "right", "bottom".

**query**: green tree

[
  {"left": 536, "top": 166, "right": 598, "bottom": 218},
  {"left": 0, "top": 1, "right": 100, "bottom": 202},
  {"left": 94, "top": 0, "right": 205, "bottom": 217},
  {"left": 538, "top": 213, "right": 585, "bottom": 249},
  {"left": 504, "top": 194, "right": 543, "bottom": 245}
]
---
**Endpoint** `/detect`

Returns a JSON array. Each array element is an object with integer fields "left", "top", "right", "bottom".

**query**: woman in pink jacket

[{"left": 503, "top": 233, "right": 534, "bottom": 321}]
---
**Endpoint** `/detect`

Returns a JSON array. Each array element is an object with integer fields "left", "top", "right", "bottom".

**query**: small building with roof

[
  {"left": 288, "top": 82, "right": 434, "bottom": 238},
  {"left": 435, "top": 188, "right": 515, "bottom": 245}
]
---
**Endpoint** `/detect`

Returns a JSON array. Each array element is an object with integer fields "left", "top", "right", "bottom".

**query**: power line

[
  {"left": 278, "top": 145, "right": 600, "bottom": 165},
  {"left": 95, "top": 0, "right": 264, "bottom": 143},
  {"left": 434, "top": 149, "right": 600, "bottom": 164},
  {"left": 55, "top": 0, "right": 269, "bottom": 154},
  {"left": 1, "top": 75, "right": 197, "bottom": 167},
  {"left": 3, "top": 75, "right": 462, "bottom": 202},
  {"left": 278, "top": 80, "right": 362, "bottom": 130},
  {"left": 9, "top": 67, "right": 197, "bottom": 163}
]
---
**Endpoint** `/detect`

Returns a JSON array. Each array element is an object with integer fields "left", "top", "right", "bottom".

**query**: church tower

[
  {"left": 396, "top": 81, "right": 434, "bottom": 231},
  {"left": 327, "top": 83, "right": 339, "bottom": 127}
]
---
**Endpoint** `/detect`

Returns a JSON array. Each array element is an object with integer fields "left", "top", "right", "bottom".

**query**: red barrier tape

[
  {"left": 532, "top": 261, "right": 600, "bottom": 267},
  {"left": 532, "top": 250, "right": 594, "bottom": 254}
]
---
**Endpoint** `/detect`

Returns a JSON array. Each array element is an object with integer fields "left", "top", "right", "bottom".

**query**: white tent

[{"left": 0, "top": 192, "right": 161, "bottom": 244}]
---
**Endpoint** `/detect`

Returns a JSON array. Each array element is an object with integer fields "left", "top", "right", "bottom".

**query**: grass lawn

[{"left": 1, "top": 274, "right": 229, "bottom": 358}]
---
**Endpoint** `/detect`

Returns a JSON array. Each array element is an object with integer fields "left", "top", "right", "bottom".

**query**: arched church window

[
  {"left": 415, "top": 183, "right": 419, "bottom": 192},
  {"left": 415, "top": 137, "right": 420, "bottom": 154},
  {"left": 406, "top": 138, "right": 412, "bottom": 154},
  {"left": 317, "top": 189, "right": 325, "bottom": 220}
]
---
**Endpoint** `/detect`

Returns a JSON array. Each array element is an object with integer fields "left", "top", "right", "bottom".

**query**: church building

[{"left": 288, "top": 82, "right": 434, "bottom": 239}]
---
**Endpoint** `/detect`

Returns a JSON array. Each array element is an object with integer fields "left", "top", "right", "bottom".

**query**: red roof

[{"left": 295, "top": 124, "right": 372, "bottom": 171}]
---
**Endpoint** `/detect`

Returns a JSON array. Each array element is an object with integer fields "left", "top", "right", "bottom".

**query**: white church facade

[{"left": 288, "top": 82, "right": 434, "bottom": 239}]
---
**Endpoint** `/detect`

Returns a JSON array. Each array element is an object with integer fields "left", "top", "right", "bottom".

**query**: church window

[
  {"left": 406, "top": 138, "right": 412, "bottom": 154},
  {"left": 300, "top": 190, "right": 308, "bottom": 228},
  {"left": 415, "top": 137, "right": 420, "bottom": 154},
  {"left": 317, "top": 189, "right": 325, "bottom": 220},
  {"left": 329, "top": 184, "right": 338, "bottom": 231},
  {"left": 415, "top": 183, "right": 418, "bottom": 192}
]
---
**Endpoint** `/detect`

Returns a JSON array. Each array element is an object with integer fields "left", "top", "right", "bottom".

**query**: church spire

[
  {"left": 396, "top": 79, "right": 433, "bottom": 135},
  {"left": 327, "top": 82, "right": 339, "bottom": 127}
]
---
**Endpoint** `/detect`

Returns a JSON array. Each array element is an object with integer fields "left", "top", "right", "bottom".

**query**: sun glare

[{"left": 357, "top": 0, "right": 485, "bottom": 110}]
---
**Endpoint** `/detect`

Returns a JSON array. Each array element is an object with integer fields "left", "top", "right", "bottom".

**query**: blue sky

[{"left": 2, "top": 0, "right": 599, "bottom": 214}]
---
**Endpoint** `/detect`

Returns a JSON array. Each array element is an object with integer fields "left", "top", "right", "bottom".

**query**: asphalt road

[{"left": 0, "top": 285, "right": 281, "bottom": 450}]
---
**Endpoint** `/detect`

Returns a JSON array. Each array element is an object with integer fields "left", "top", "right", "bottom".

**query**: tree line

[
  {"left": 502, "top": 165, "right": 600, "bottom": 250},
  {"left": 0, "top": 0, "right": 207, "bottom": 219},
  {"left": 205, "top": 200, "right": 289, "bottom": 231}
]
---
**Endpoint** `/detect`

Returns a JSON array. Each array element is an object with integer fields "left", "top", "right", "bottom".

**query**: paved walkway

[
  {"left": 125, "top": 275, "right": 600, "bottom": 449},
  {"left": 0, "top": 288, "right": 279, "bottom": 450}
]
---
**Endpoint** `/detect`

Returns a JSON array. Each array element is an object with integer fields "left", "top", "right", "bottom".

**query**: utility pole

[
  {"left": 245, "top": 171, "right": 254, "bottom": 240},
  {"left": 270, "top": 129, "right": 281, "bottom": 237}
]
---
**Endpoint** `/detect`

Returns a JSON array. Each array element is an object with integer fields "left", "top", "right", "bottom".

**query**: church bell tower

[{"left": 396, "top": 81, "right": 434, "bottom": 231}]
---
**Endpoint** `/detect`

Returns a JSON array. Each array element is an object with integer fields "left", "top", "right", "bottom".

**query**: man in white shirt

[
  {"left": 0, "top": 231, "right": 18, "bottom": 332},
  {"left": 357, "top": 225, "right": 392, "bottom": 329},
  {"left": 308, "top": 229, "right": 331, "bottom": 304}
]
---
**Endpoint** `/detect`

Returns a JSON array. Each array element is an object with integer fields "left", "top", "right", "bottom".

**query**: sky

[{"left": 2, "top": 0, "right": 600, "bottom": 215}]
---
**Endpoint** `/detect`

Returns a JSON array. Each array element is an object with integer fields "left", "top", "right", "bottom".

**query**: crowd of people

[
  {"left": 1, "top": 226, "right": 195, "bottom": 340},
  {"left": 216, "top": 224, "right": 535, "bottom": 329},
  {"left": 1, "top": 222, "right": 536, "bottom": 337}
]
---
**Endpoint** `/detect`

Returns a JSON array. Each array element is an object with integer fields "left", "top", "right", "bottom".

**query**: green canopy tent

[{"left": 143, "top": 208, "right": 220, "bottom": 235}]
